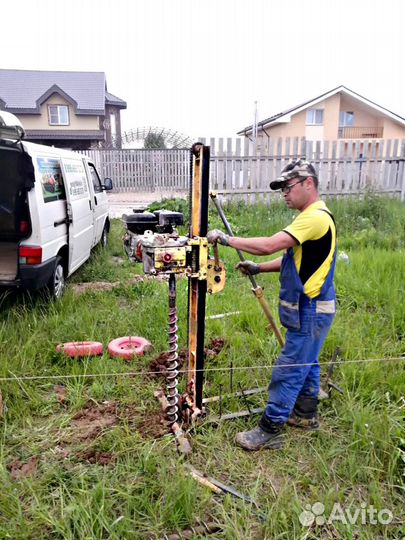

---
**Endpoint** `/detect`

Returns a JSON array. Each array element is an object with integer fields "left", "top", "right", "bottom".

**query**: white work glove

[
  {"left": 235, "top": 260, "right": 260, "bottom": 275},
  {"left": 207, "top": 229, "right": 230, "bottom": 246}
]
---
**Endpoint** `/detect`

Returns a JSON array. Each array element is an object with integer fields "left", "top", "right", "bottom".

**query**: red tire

[
  {"left": 107, "top": 336, "right": 151, "bottom": 361},
  {"left": 56, "top": 341, "right": 103, "bottom": 358}
]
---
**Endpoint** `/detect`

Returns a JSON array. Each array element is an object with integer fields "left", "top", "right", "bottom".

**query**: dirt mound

[
  {"left": 71, "top": 274, "right": 168, "bottom": 295},
  {"left": 205, "top": 337, "right": 225, "bottom": 359},
  {"left": 149, "top": 349, "right": 187, "bottom": 377},
  {"left": 8, "top": 456, "right": 39, "bottom": 480},
  {"left": 59, "top": 399, "right": 166, "bottom": 446},
  {"left": 77, "top": 449, "right": 115, "bottom": 465},
  {"left": 71, "top": 277, "right": 143, "bottom": 294},
  {"left": 54, "top": 384, "right": 68, "bottom": 404},
  {"left": 136, "top": 409, "right": 169, "bottom": 439},
  {"left": 149, "top": 337, "right": 225, "bottom": 377},
  {"left": 68, "top": 400, "right": 119, "bottom": 442}
]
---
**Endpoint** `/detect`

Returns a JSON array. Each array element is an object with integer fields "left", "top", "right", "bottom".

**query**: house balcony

[{"left": 338, "top": 126, "right": 383, "bottom": 139}]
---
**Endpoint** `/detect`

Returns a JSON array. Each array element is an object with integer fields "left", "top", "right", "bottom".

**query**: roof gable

[
  {"left": 238, "top": 86, "right": 405, "bottom": 135},
  {"left": 0, "top": 70, "right": 118, "bottom": 114},
  {"left": 36, "top": 84, "right": 78, "bottom": 109}
]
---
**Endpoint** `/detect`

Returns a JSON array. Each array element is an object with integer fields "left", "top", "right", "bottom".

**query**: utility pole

[{"left": 253, "top": 100, "right": 258, "bottom": 156}]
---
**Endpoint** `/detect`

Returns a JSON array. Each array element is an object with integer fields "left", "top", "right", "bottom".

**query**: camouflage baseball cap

[{"left": 270, "top": 159, "right": 318, "bottom": 190}]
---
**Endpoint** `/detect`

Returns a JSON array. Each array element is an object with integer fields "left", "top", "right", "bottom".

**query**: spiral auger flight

[{"left": 166, "top": 273, "right": 179, "bottom": 425}]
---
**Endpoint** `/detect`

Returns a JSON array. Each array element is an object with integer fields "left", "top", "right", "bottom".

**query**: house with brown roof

[
  {"left": 0, "top": 69, "right": 126, "bottom": 150},
  {"left": 237, "top": 86, "right": 405, "bottom": 149}
]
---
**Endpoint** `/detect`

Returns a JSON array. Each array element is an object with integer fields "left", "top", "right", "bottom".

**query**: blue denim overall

[{"left": 263, "top": 243, "right": 337, "bottom": 424}]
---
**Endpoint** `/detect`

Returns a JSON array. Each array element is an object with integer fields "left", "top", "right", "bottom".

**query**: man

[{"left": 207, "top": 160, "right": 337, "bottom": 451}]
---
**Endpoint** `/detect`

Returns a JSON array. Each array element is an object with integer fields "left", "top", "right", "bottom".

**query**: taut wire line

[{"left": 0, "top": 356, "right": 403, "bottom": 383}]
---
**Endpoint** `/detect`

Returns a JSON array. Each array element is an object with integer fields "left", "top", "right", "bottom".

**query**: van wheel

[
  {"left": 48, "top": 256, "right": 65, "bottom": 299},
  {"left": 100, "top": 224, "right": 108, "bottom": 248}
]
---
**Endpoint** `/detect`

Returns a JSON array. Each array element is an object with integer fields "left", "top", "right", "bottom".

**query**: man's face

[{"left": 281, "top": 176, "right": 308, "bottom": 208}]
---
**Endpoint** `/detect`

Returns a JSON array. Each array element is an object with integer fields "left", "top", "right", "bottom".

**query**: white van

[{"left": 0, "top": 111, "right": 112, "bottom": 298}]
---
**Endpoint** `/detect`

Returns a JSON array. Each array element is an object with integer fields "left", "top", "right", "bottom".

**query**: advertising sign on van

[
  {"left": 37, "top": 158, "right": 65, "bottom": 203},
  {"left": 63, "top": 159, "right": 89, "bottom": 200}
]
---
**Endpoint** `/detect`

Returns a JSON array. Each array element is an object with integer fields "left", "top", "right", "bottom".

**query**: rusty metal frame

[{"left": 186, "top": 144, "right": 210, "bottom": 413}]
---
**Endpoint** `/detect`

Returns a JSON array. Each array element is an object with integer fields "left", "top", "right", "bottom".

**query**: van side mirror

[{"left": 103, "top": 178, "right": 113, "bottom": 191}]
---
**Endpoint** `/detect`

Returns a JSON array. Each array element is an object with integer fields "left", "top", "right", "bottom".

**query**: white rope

[{"left": 0, "top": 356, "right": 403, "bottom": 383}]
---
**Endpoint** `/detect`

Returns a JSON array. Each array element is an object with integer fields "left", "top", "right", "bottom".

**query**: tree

[{"left": 144, "top": 132, "right": 166, "bottom": 149}]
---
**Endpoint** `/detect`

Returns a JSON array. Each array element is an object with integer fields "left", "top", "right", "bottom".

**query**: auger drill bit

[{"left": 166, "top": 273, "right": 180, "bottom": 425}]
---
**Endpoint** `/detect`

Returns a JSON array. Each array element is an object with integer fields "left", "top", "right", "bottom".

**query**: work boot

[
  {"left": 235, "top": 415, "right": 284, "bottom": 451},
  {"left": 287, "top": 396, "right": 319, "bottom": 431}
]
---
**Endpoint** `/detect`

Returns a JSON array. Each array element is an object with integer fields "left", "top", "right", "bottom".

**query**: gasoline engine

[{"left": 123, "top": 209, "right": 185, "bottom": 266}]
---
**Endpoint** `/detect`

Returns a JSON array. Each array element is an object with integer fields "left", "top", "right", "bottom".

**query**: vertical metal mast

[{"left": 187, "top": 143, "right": 210, "bottom": 411}]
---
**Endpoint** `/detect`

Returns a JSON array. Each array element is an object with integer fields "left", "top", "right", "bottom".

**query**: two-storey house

[{"left": 0, "top": 69, "right": 127, "bottom": 150}]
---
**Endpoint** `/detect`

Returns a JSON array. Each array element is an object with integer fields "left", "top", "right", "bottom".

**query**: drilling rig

[{"left": 122, "top": 144, "right": 225, "bottom": 449}]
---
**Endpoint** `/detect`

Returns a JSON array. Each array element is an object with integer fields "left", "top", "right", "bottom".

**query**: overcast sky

[{"left": 2, "top": 0, "right": 404, "bottom": 140}]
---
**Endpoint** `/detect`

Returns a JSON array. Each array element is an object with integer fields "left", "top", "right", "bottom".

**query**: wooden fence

[
  {"left": 82, "top": 148, "right": 190, "bottom": 193},
  {"left": 82, "top": 137, "right": 405, "bottom": 202}
]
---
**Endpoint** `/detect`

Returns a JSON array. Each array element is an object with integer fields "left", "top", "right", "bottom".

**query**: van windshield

[{"left": 0, "top": 144, "right": 34, "bottom": 241}]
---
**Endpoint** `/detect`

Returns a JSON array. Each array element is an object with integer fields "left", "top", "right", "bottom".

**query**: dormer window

[{"left": 48, "top": 105, "right": 69, "bottom": 126}]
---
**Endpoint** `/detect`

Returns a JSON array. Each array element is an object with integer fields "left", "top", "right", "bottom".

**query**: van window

[
  {"left": 37, "top": 158, "right": 66, "bottom": 203},
  {"left": 88, "top": 163, "right": 103, "bottom": 193},
  {"left": 63, "top": 159, "right": 89, "bottom": 200}
]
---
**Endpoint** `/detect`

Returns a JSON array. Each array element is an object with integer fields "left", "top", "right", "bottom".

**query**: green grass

[{"left": 0, "top": 195, "right": 404, "bottom": 539}]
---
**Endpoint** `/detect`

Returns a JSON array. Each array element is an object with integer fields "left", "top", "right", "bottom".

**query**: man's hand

[
  {"left": 207, "top": 229, "right": 230, "bottom": 246},
  {"left": 235, "top": 260, "right": 260, "bottom": 275}
]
